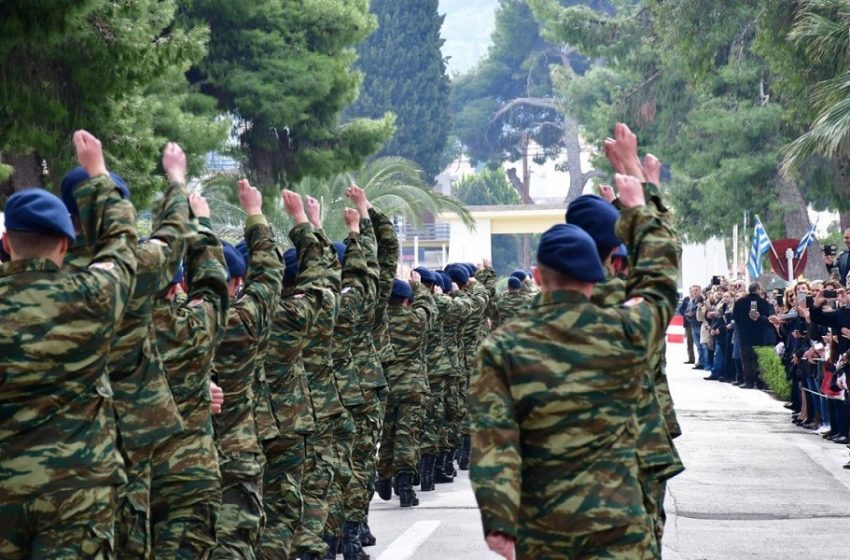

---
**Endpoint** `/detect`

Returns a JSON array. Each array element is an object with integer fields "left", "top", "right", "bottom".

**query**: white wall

[
  {"left": 447, "top": 217, "right": 491, "bottom": 264},
  {"left": 681, "top": 237, "right": 730, "bottom": 289}
]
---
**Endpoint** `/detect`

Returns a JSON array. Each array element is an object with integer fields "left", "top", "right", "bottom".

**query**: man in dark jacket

[
  {"left": 824, "top": 229, "right": 850, "bottom": 285},
  {"left": 732, "top": 283, "right": 773, "bottom": 388},
  {"left": 677, "top": 295, "right": 695, "bottom": 364}
]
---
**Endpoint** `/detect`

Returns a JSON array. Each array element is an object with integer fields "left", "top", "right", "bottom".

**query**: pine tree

[{"left": 348, "top": 0, "right": 451, "bottom": 181}]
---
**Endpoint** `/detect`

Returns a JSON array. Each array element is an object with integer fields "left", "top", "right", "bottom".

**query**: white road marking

[{"left": 375, "top": 520, "right": 442, "bottom": 560}]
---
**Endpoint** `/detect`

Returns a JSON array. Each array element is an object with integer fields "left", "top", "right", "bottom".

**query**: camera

[
  {"left": 711, "top": 276, "right": 721, "bottom": 286},
  {"left": 776, "top": 294, "right": 784, "bottom": 307},
  {"left": 825, "top": 244, "right": 837, "bottom": 257},
  {"left": 823, "top": 289, "right": 838, "bottom": 299}
]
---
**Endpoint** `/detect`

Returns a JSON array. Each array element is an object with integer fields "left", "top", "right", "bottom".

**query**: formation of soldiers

[{"left": 0, "top": 129, "right": 547, "bottom": 560}]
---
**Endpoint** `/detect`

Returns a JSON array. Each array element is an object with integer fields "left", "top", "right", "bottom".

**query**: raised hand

[
  {"left": 409, "top": 270, "right": 421, "bottom": 284},
  {"left": 343, "top": 208, "right": 360, "bottom": 232},
  {"left": 189, "top": 192, "right": 210, "bottom": 219},
  {"left": 237, "top": 179, "right": 263, "bottom": 215},
  {"left": 162, "top": 142, "right": 187, "bottom": 184},
  {"left": 610, "top": 123, "right": 645, "bottom": 182},
  {"left": 73, "top": 130, "right": 108, "bottom": 177},
  {"left": 614, "top": 173, "right": 646, "bottom": 209},
  {"left": 306, "top": 196, "right": 322, "bottom": 229},
  {"left": 598, "top": 184, "right": 616, "bottom": 203},
  {"left": 210, "top": 381, "right": 224, "bottom": 415},
  {"left": 643, "top": 154, "right": 662, "bottom": 186},
  {"left": 281, "top": 190, "right": 308, "bottom": 224},
  {"left": 346, "top": 184, "right": 371, "bottom": 217}
]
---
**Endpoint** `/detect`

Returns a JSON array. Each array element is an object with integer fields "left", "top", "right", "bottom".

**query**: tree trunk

[
  {"left": 777, "top": 174, "right": 823, "bottom": 281},
  {"left": 562, "top": 115, "right": 586, "bottom": 205},
  {"left": 1, "top": 151, "right": 43, "bottom": 206},
  {"left": 840, "top": 212, "right": 850, "bottom": 233}
]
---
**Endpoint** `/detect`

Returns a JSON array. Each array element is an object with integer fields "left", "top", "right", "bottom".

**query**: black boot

[
  {"left": 449, "top": 448, "right": 459, "bottom": 476},
  {"left": 434, "top": 451, "right": 453, "bottom": 483},
  {"left": 375, "top": 477, "right": 392, "bottom": 501},
  {"left": 343, "top": 521, "right": 370, "bottom": 560},
  {"left": 413, "top": 460, "right": 420, "bottom": 487},
  {"left": 359, "top": 521, "right": 376, "bottom": 548},
  {"left": 420, "top": 454, "right": 436, "bottom": 491},
  {"left": 458, "top": 434, "right": 471, "bottom": 471},
  {"left": 397, "top": 471, "right": 419, "bottom": 507},
  {"left": 322, "top": 534, "right": 340, "bottom": 559},
  {"left": 299, "top": 552, "right": 320, "bottom": 560}
]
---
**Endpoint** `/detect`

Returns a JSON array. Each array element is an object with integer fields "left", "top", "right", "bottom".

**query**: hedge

[{"left": 754, "top": 346, "right": 791, "bottom": 401}]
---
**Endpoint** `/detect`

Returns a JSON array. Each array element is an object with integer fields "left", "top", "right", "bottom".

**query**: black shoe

[
  {"left": 834, "top": 436, "right": 849, "bottom": 444},
  {"left": 359, "top": 521, "right": 376, "bottom": 548},
  {"left": 397, "top": 472, "right": 419, "bottom": 508},
  {"left": 740, "top": 383, "right": 755, "bottom": 389},
  {"left": 458, "top": 435, "right": 471, "bottom": 471},
  {"left": 434, "top": 451, "right": 454, "bottom": 483},
  {"left": 843, "top": 461, "right": 850, "bottom": 470},
  {"left": 420, "top": 454, "right": 436, "bottom": 492},
  {"left": 323, "top": 535, "right": 340, "bottom": 560},
  {"left": 342, "top": 521, "right": 370, "bottom": 560},
  {"left": 375, "top": 477, "right": 392, "bottom": 501},
  {"left": 692, "top": 365, "right": 704, "bottom": 370},
  {"left": 684, "top": 360, "right": 695, "bottom": 364},
  {"left": 783, "top": 403, "right": 794, "bottom": 410}
]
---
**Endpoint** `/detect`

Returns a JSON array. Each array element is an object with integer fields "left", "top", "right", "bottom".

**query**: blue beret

[
  {"left": 283, "top": 248, "right": 298, "bottom": 284},
  {"left": 391, "top": 279, "right": 413, "bottom": 300},
  {"left": 235, "top": 239, "right": 249, "bottom": 261},
  {"left": 60, "top": 166, "right": 130, "bottom": 215},
  {"left": 508, "top": 277, "right": 522, "bottom": 290},
  {"left": 446, "top": 264, "right": 469, "bottom": 286},
  {"left": 222, "top": 240, "right": 247, "bottom": 280},
  {"left": 414, "top": 267, "right": 437, "bottom": 285},
  {"left": 463, "top": 263, "right": 477, "bottom": 276},
  {"left": 511, "top": 269, "right": 528, "bottom": 281},
  {"left": 4, "top": 189, "right": 76, "bottom": 241},
  {"left": 332, "top": 241, "right": 347, "bottom": 264},
  {"left": 537, "top": 224, "right": 606, "bottom": 283},
  {"left": 613, "top": 243, "right": 628, "bottom": 258},
  {"left": 436, "top": 271, "right": 452, "bottom": 293},
  {"left": 566, "top": 194, "right": 622, "bottom": 255}
]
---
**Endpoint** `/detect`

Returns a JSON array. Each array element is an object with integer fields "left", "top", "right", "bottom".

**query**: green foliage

[
  {"left": 347, "top": 0, "right": 451, "bottom": 180},
  {"left": 0, "top": 0, "right": 227, "bottom": 206},
  {"left": 182, "top": 0, "right": 396, "bottom": 188},
  {"left": 453, "top": 167, "right": 522, "bottom": 205},
  {"left": 754, "top": 346, "right": 791, "bottom": 401}
]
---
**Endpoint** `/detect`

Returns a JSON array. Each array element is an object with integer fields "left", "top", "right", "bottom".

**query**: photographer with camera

[
  {"left": 823, "top": 230, "right": 850, "bottom": 286},
  {"left": 732, "top": 283, "right": 775, "bottom": 388}
]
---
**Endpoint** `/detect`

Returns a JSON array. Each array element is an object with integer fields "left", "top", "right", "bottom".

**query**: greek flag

[
  {"left": 747, "top": 217, "right": 772, "bottom": 279},
  {"left": 794, "top": 223, "right": 817, "bottom": 258}
]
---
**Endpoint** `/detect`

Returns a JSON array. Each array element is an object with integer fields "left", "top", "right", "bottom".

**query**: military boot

[
  {"left": 342, "top": 521, "right": 370, "bottom": 560},
  {"left": 449, "top": 447, "right": 459, "bottom": 476},
  {"left": 397, "top": 472, "right": 419, "bottom": 507},
  {"left": 359, "top": 521, "right": 376, "bottom": 548},
  {"left": 375, "top": 476, "right": 393, "bottom": 501},
  {"left": 298, "top": 552, "right": 321, "bottom": 560},
  {"left": 420, "top": 454, "right": 436, "bottom": 491},
  {"left": 458, "top": 434, "right": 471, "bottom": 471},
  {"left": 412, "top": 460, "right": 420, "bottom": 487},
  {"left": 434, "top": 451, "right": 454, "bottom": 483},
  {"left": 322, "top": 534, "right": 339, "bottom": 559}
]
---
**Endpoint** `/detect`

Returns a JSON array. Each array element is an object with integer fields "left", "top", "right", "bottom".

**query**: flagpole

[
  {"left": 744, "top": 211, "right": 750, "bottom": 284},
  {"left": 755, "top": 215, "right": 783, "bottom": 264}
]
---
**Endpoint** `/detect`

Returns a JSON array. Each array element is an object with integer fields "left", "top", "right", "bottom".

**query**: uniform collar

[
  {"left": 533, "top": 289, "right": 588, "bottom": 308},
  {"left": 0, "top": 257, "right": 61, "bottom": 278}
]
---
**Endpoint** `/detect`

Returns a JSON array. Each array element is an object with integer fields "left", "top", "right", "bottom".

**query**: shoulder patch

[
  {"left": 89, "top": 261, "right": 115, "bottom": 271},
  {"left": 623, "top": 296, "right": 644, "bottom": 308},
  {"left": 188, "top": 298, "right": 205, "bottom": 307}
]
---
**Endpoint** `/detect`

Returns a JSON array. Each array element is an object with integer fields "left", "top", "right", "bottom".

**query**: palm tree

[
  {"left": 204, "top": 156, "right": 473, "bottom": 245},
  {"left": 782, "top": 0, "right": 850, "bottom": 171}
]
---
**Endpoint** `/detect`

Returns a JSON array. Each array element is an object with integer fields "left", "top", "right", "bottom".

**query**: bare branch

[{"left": 490, "top": 97, "right": 559, "bottom": 124}]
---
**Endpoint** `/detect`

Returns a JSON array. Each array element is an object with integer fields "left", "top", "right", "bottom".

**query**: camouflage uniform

[
  {"left": 150, "top": 216, "right": 229, "bottom": 560},
  {"left": 469, "top": 204, "right": 679, "bottom": 559},
  {"left": 456, "top": 276, "right": 490, "bottom": 465},
  {"left": 0, "top": 176, "right": 137, "bottom": 559},
  {"left": 441, "top": 289, "right": 474, "bottom": 454},
  {"left": 494, "top": 289, "right": 530, "bottom": 328},
  {"left": 259, "top": 224, "right": 329, "bottom": 560},
  {"left": 210, "top": 216, "right": 283, "bottom": 559},
  {"left": 377, "top": 282, "right": 436, "bottom": 479},
  {"left": 63, "top": 178, "right": 189, "bottom": 559}
]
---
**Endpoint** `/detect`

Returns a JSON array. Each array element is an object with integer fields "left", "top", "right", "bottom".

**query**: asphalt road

[{"left": 364, "top": 343, "right": 850, "bottom": 560}]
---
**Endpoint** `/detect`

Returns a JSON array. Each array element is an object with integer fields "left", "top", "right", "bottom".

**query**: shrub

[{"left": 754, "top": 346, "right": 791, "bottom": 401}]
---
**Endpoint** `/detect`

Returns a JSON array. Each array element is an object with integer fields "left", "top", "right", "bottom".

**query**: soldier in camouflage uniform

[
  {"left": 259, "top": 191, "right": 331, "bottom": 560},
  {"left": 210, "top": 180, "right": 284, "bottom": 559},
  {"left": 0, "top": 131, "right": 137, "bottom": 559},
  {"left": 150, "top": 192, "right": 230, "bottom": 560},
  {"left": 59, "top": 142, "right": 190, "bottom": 559},
  {"left": 469, "top": 172, "right": 679, "bottom": 560},
  {"left": 375, "top": 276, "right": 436, "bottom": 507},
  {"left": 494, "top": 276, "right": 529, "bottom": 328}
]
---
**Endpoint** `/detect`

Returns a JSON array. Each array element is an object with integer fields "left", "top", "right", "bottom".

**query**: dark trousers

[
  {"left": 740, "top": 344, "right": 759, "bottom": 386},
  {"left": 684, "top": 321, "right": 695, "bottom": 362}
]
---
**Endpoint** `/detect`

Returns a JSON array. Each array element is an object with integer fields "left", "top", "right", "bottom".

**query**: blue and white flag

[
  {"left": 794, "top": 222, "right": 817, "bottom": 258},
  {"left": 747, "top": 217, "right": 772, "bottom": 279}
]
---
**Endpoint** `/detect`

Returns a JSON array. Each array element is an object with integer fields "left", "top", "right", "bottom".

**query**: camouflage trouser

[
  {"left": 292, "top": 419, "right": 337, "bottom": 556},
  {"left": 210, "top": 452, "right": 265, "bottom": 560},
  {"left": 150, "top": 419, "right": 222, "bottom": 560},
  {"left": 639, "top": 469, "right": 670, "bottom": 557},
  {"left": 0, "top": 485, "right": 117, "bottom": 560},
  {"left": 443, "top": 376, "right": 466, "bottom": 450},
  {"left": 115, "top": 443, "right": 153, "bottom": 559},
  {"left": 259, "top": 434, "right": 307, "bottom": 560},
  {"left": 420, "top": 377, "right": 448, "bottom": 457},
  {"left": 325, "top": 416, "right": 356, "bottom": 538},
  {"left": 344, "top": 393, "right": 383, "bottom": 522},
  {"left": 520, "top": 521, "right": 657, "bottom": 560},
  {"left": 377, "top": 390, "right": 425, "bottom": 478},
  {"left": 654, "top": 479, "right": 668, "bottom": 551}
]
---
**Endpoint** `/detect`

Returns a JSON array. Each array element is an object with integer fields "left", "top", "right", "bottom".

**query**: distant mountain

[{"left": 439, "top": 0, "right": 498, "bottom": 75}]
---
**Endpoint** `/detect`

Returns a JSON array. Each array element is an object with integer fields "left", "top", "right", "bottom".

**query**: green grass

[{"left": 754, "top": 346, "right": 791, "bottom": 401}]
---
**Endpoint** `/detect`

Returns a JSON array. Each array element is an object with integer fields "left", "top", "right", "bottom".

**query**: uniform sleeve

[
  {"left": 183, "top": 217, "right": 229, "bottom": 342},
  {"left": 282, "top": 223, "right": 327, "bottom": 334},
  {"left": 342, "top": 230, "right": 370, "bottom": 291},
  {"left": 147, "top": 180, "right": 190, "bottom": 292},
  {"left": 71, "top": 174, "right": 138, "bottom": 319},
  {"left": 369, "top": 206, "right": 399, "bottom": 343},
  {"left": 236, "top": 215, "right": 284, "bottom": 335},
  {"left": 614, "top": 205, "right": 680, "bottom": 351},
  {"left": 469, "top": 338, "right": 520, "bottom": 539}
]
